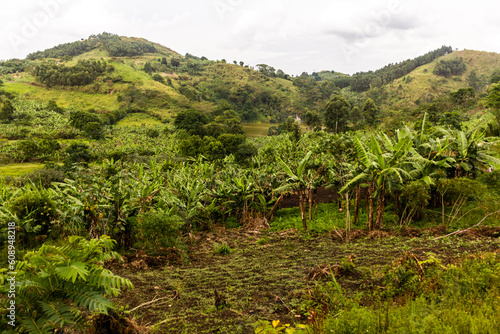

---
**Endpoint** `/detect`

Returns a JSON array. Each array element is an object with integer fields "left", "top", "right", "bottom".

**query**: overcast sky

[{"left": 1, "top": 0, "right": 499, "bottom": 75}]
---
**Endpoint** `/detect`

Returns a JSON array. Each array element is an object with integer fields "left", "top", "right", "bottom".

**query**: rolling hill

[{"left": 1, "top": 33, "right": 500, "bottom": 127}]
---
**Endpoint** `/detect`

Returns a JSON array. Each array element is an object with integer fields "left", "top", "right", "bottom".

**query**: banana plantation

[{"left": 1, "top": 108, "right": 500, "bottom": 333}]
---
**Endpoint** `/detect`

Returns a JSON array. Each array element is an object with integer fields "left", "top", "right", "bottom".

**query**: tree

[
  {"left": 350, "top": 106, "right": 362, "bottom": 127},
  {"left": 0, "top": 99, "right": 14, "bottom": 122},
  {"left": 303, "top": 110, "right": 322, "bottom": 131},
  {"left": 362, "top": 98, "right": 378, "bottom": 126},
  {"left": 173, "top": 109, "right": 209, "bottom": 137},
  {"left": 143, "top": 61, "right": 154, "bottom": 74},
  {"left": 170, "top": 58, "right": 180, "bottom": 67},
  {"left": 487, "top": 83, "right": 500, "bottom": 117},
  {"left": 324, "top": 95, "right": 350, "bottom": 133}
]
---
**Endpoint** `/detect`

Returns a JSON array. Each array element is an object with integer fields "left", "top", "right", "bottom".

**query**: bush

[
  {"left": 64, "top": 142, "right": 93, "bottom": 168},
  {"left": 134, "top": 209, "right": 183, "bottom": 251},
  {"left": 21, "top": 168, "right": 65, "bottom": 188},
  {"left": 146, "top": 128, "right": 160, "bottom": 138},
  {"left": 5, "top": 188, "right": 58, "bottom": 247}
]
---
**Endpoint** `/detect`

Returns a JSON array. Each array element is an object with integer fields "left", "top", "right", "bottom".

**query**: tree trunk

[
  {"left": 375, "top": 185, "right": 386, "bottom": 229},
  {"left": 353, "top": 186, "right": 360, "bottom": 225},
  {"left": 367, "top": 183, "right": 375, "bottom": 231},
  {"left": 299, "top": 190, "right": 307, "bottom": 230},
  {"left": 308, "top": 187, "right": 313, "bottom": 221},
  {"left": 345, "top": 192, "right": 351, "bottom": 237}
]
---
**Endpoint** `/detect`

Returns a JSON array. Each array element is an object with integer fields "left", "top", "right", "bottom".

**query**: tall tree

[
  {"left": 362, "top": 98, "right": 378, "bottom": 126},
  {"left": 303, "top": 109, "right": 322, "bottom": 131},
  {"left": 324, "top": 95, "right": 350, "bottom": 133}
]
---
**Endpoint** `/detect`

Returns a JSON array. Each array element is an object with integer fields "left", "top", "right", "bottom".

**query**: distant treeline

[
  {"left": 27, "top": 32, "right": 157, "bottom": 60},
  {"left": 0, "top": 59, "right": 31, "bottom": 74},
  {"left": 31, "top": 60, "right": 108, "bottom": 87},
  {"left": 333, "top": 46, "right": 453, "bottom": 92}
]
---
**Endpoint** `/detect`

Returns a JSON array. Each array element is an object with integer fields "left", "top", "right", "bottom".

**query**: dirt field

[{"left": 108, "top": 226, "right": 500, "bottom": 333}]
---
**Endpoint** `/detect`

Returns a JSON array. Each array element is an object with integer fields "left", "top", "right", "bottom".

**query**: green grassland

[
  {"left": 384, "top": 50, "right": 500, "bottom": 110},
  {"left": 0, "top": 163, "right": 44, "bottom": 176}
]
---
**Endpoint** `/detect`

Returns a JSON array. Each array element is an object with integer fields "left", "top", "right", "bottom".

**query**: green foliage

[
  {"left": 362, "top": 98, "right": 378, "bottom": 126},
  {"left": 324, "top": 95, "right": 350, "bottom": 133},
  {"left": 324, "top": 253, "right": 500, "bottom": 334},
  {"left": 174, "top": 109, "right": 209, "bottom": 137},
  {"left": 303, "top": 110, "right": 322, "bottom": 131},
  {"left": 214, "top": 243, "right": 232, "bottom": 255},
  {"left": 46, "top": 100, "right": 64, "bottom": 114},
  {"left": 27, "top": 32, "right": 157, "bottom": 60},
  {"left": 0, "top": 236, "right": 133, "bottom": 333},
  {"left": 253, "top": 319, "right": 308, "bottom": 333},
  {"left": 134, "top": 209, "right": 183, "bottom": 251},
  {"left": 31, "top": 60, "right": 107, "bottom": 87},
  {"left": 152, "top": 73, "right": 165, "bottom": 84},
  {"left": 64, "top": 143, "right": 93, "bottom": 168},
  {"left": 450, "top": 87, "right": 476, "bottom": 107},
  {"left": 0, "top": 59, "right": 31, "bottom": 74},
  {"left": 0, "top": 100, "right": 14, "bottom": 123},
  {"left": 433, "top": 57, "right": 467, "bottom": 77},
  {"left": 342, "top": 46, "right": 453, "bottom": 92},
  {"left": 84, "top": 121, "right": 105, "bottom": 140},
  {"left": 3, "top": 186, "right": 58, "bottom": 247},
  {"left": 17, "top": 137, "right": 61, "bottom": 162}
]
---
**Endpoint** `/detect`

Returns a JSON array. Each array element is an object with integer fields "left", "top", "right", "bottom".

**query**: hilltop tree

[
  {"left": 324, "top": 95, "right": 350, "bottom": 133},
  {"left": 362, "top": 98, "right": 378, "bottom": 126}
]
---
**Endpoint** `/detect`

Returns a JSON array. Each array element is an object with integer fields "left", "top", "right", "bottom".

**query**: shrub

[
  {"left": 64, "top": 143, "right": 93, "bottom": 168},
  {"left": 134, "top": 209, "right": 183, "bottom": 251},
  {"left": 146, "top": 128, "right": 160, "bottom": 138},
  {"left": 4, "top": 187, "right": 58, "bottom": 247},
  {"left": 21, "top": 168, "right": 65, "bottom": 188},
  {"left": 214, "top": 243, "right": 232, "bottom": 255}
]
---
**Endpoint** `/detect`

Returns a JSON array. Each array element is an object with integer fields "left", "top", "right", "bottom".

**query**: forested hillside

[{"left": 2, "top": 33, "right": 500, "bottom": 333}]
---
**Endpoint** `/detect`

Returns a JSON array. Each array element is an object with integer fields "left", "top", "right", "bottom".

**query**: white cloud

[{"left": 1, "top": 0, "right": 499, "bottom": 75}]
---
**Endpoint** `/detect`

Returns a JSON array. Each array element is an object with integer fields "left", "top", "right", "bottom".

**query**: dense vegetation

[
  {"left": 333, "top": 46, "right": 453, "bottom": 92},
  {"left": 31, "top": 60, "right": 108, "bottom": 87},
  {"left": 1, "top": 35, "right": 500, "bottom": 333},
  {"left": 27, "top": 32, "right": 158, "bottom": 60}
]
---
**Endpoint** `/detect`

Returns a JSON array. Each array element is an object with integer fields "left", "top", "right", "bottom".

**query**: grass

[
  {"left": 113, "top": 226, "right": 500, "bottom": 333},
  {"left": 0, "top": 163, "right": 44, "bottom": 177},
  {"left": 3, "top": 80, "right": 119, "bottom": 111},
  {"left": 384, "top": 49, "right": 500, "bottom": 110}
]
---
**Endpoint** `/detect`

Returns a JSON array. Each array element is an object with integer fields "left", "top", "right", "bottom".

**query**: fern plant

[{"left": 0, "top": 235, "right": 133, "bottom": 333}]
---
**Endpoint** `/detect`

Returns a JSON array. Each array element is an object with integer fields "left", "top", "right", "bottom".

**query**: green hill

[
  {"left": 0, "top": 33, "right": 306, "bottom": 123},
  {"left": 1, "top": 33, "right": 500, "bottom": 128}
]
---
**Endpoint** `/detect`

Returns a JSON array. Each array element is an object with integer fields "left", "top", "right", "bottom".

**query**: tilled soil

[{"left": 109, "top": 226, "right": 500, "bottom": 333}]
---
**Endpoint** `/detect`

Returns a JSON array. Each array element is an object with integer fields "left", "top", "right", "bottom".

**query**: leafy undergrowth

[{"left": 111, "top": 226, "right": 500, "bottom": 333}]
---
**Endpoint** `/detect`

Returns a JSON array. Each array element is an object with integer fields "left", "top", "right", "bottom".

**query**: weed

[{"left": 214, "top": 243, "right": 232, "bottom": 255}]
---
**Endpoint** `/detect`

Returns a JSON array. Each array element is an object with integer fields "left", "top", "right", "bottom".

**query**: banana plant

[
  {"left": 340, "top": 134, "right": 412, "bottom": 230},
  {"left": 275, "top": 151, "right": 324, "bottom": 230},
  {"left": 435, "top": 126, "right": 500, "bottom": 177}
]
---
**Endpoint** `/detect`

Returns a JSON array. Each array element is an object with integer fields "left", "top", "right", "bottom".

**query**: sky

[{"left": 1, "top": 0, "right": 500, "bottom": 75}]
